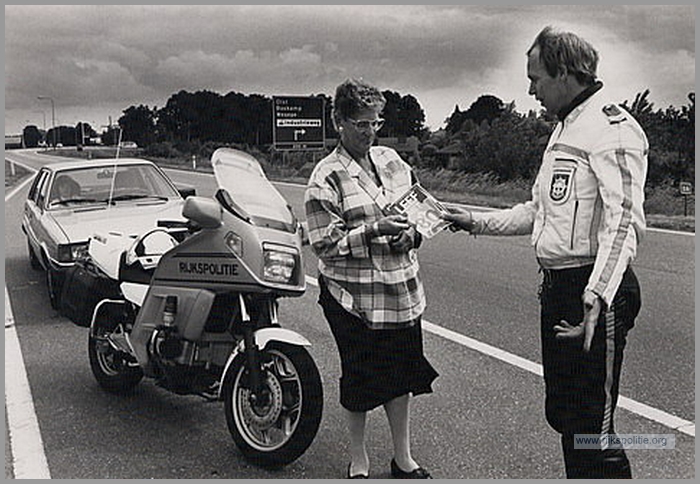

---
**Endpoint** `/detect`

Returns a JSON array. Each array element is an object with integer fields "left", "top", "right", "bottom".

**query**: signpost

[
  {"left": 679, "top": 181, "right": 693, "bottom": 216},
  {"left": 272, "top": 96, "right": 325, "bottom": 151}
]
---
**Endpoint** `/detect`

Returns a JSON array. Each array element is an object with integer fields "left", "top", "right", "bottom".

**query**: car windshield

[{"left": 47, "top": 164, "right": 180, "bottom": 210}]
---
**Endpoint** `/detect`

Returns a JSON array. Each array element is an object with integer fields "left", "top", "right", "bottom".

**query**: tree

[
  {"left": 622, "top": 89, "right": 654, "bottom": 125},
  {"left": 397, "top": 94, "right": 427, "bottom": 139},
  {"left": 316, "top": 93, "right": 334, "bottom": 139},
  {"left": 119, "top": 105, "right": 158, "bottom": 147},
  {"left": 74, "top": 122, "right": 97, "bottom": 147},
  {"left": 46, "top": 126, "right": 76, "bottom": 146},
  {"left": 380, "top": 90, "right": 401, "bottom": 137},
  {"left": 246, "top": 93, "right": 274, "bottom": 145},
  {"left": 464, "top": 95, "right": 506, "bottom": 126},
  {"left": 380, "top": 90, "right": 427, "bottom": 138},
  {"left": 101, "top": 125, "right": 121, "bottom": 146},
  {"left": 22, "top": 125, "right": 42, "bottom": 148},
  {"left": 624, "top": 89, "right": 695, "bottom": 185},
  {"left": 456, "top": 109, "right": 550, "bottom": 181},
  {"left": 445, "top": 105, "right": 466, "bottom": 135},
  {"left": 158, "top": 90, "right": 207, "bottom": 143}
]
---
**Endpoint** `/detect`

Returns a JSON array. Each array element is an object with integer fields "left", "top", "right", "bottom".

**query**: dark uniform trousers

[{"left": 539, "top": 264, "right": 641, "bottom": 479}]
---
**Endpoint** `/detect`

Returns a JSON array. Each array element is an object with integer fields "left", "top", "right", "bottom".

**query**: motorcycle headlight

[
  {"left": 57, "top": 242, "right": 89, "bottom": 262},
  {"left": 262, "top": 243, "right": 297, "bottom": 284}
]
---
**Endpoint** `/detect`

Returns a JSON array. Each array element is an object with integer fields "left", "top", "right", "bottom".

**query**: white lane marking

[
  {"left": 5, "top": 161, "right": 51, "bottom": 478},
  {"left": 304, "top": 275, "right": 694, "bottom": 437},
  {"left": 4, "top": 287, "right": 52, "bottom": 479}
]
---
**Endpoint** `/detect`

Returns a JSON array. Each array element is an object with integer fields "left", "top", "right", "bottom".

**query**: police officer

[{"left": 444, "top": 26, "right": 647, "bottom": 478}]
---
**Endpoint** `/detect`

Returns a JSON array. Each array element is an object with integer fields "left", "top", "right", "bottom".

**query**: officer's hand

[
  {"left": 374, "top": 215, "right": 411, "bottom": 237},
  {"left": 581, "top": 291, "right": 602, "bottom": 352},
  {"left": 553, "top": 320, "right": 584, "bottom": 342},
  {"left": 441, "top": 207, "right": 473, "bottom": 232}
]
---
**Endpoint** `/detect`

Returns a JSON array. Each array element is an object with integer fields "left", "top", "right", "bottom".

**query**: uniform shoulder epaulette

[{"left": 602, "top": 104, "right": 627, "bottom": 124}]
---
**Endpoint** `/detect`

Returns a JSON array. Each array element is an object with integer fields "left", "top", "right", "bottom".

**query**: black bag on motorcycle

[{"left": 60, "top": 260, "right": 122, "bottom": 327}]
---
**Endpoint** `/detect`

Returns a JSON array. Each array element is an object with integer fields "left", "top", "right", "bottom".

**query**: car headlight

[
  {"left": 262, "top": 243, "right": 297, "bottom": 284},
  {"left": 57, "top": 242, "right": 89, "bottom": 262}
]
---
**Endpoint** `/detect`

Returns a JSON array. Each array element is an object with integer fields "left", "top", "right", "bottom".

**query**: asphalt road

[{"left": 5, "top": 150, "right": 695, "bottom": 478}]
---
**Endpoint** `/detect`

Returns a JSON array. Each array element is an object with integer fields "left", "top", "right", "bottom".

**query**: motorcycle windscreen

[{"left": 211, "top": 148, "right": 295, "bottom": 229}]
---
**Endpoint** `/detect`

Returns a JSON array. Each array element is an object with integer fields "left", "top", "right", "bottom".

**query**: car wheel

[
  {"left": 28, "top": 241, "right": 42, "bottom": 271},
  {"left": 46, "top": 268, "right": 62, "bottom": 310}
]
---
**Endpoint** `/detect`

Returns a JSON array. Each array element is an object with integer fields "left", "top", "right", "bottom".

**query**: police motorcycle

[{"left": 83, "top": 148, "right": 323, "bottom": 468}]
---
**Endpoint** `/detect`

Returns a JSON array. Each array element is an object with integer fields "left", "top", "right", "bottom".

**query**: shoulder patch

[{"left": 602, "top": 104, "right": 627, "bottom": 124}]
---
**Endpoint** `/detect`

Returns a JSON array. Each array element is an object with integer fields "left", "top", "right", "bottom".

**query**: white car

[{"left": 22, "top": 158, "right": 194, "bottom": 309}]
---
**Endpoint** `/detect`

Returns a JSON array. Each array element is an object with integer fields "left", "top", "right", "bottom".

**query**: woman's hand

[
  {"left": 373, "top": 215, "right": 411, "bottom": 237},
  {"left": 388, "top": 225, "right": 417, "bottom": 253}
]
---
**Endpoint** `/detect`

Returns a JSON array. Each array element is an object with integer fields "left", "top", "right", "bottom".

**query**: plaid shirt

[{"left": 304, "top": 144, "right": 426, "bottom": 329}]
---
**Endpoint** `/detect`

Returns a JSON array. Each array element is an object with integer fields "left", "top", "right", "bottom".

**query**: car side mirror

[
  {"left": 182, "top": 196, "right": 222, "bottom": 229},
  {"left": 176, "top": 184, "right": 196, "bottom": 199}
]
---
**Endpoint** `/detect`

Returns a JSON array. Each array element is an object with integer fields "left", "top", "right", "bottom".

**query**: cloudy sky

[{"left": 4, "top": 5, "right": 695, "bottom": 135}]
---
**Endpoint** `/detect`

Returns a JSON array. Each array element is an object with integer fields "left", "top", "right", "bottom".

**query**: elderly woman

[{"left": 305, "top": 78, "right": 437, "bottom": 479}]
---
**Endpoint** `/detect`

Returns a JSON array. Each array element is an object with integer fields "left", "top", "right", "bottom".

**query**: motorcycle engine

[{"left": 148, "top": 327, "right": 184, "bottom": 362}]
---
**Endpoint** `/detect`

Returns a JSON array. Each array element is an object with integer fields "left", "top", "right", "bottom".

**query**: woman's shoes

[
  {"left": 347, "top": 463, "right": 369, "bottom": 479},
  {"left": 390, "top": 459, "right": 432, "bottom": 479}
]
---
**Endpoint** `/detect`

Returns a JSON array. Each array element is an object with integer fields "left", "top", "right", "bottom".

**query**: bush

[
  {"left": 644, "top": 181, "right": 695, "bottom": 216},
  {"left": 144, "top": 142, "right": 182, "bottom": 159}
]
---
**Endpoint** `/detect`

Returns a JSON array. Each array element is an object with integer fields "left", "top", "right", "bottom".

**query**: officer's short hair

[{"left": 528, "top": 26, "right": 599, "bottom": 86}]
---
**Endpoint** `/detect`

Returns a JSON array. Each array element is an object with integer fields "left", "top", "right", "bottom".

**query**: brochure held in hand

[{"left": 387, "top": 184, "right": 452, "bottom": 238}]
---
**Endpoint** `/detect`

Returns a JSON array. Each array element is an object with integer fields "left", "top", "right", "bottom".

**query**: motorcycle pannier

[{"left": 60, "top": 261, "right": 122, "bottom": 327}]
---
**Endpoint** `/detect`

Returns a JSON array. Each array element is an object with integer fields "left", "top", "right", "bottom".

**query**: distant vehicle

[
  {"left": 119, "top": 141, "right": 138, "bottom": 149},
  {"left": 22, "top": 158, "right": 195, "bottom": 309},
  {"left": 56, "top": 143, "right": 64, "bottom": 148},
  {"left": 5, "top": 135, "right": 23, "bottom": 149}
]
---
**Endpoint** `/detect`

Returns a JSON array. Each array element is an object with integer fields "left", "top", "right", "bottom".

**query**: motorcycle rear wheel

[
  {"left": 222, "top": 342, "right": 323, "bottom": 468},
  {"left": 88, "top": 325, "right": 143, "bottom": 393}
]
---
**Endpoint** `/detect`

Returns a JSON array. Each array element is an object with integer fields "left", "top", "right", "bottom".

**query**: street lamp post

[
  {"left": 33, "top": 110, "right": 47, "bottom": 149},
  {"left": 37, "top": 96, "right": 56, "bottom": 147}
]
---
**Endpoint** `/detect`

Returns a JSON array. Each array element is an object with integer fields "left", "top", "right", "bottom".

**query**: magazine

[{"left": 387, "top": 184, "right": 452, "bottom": 238}]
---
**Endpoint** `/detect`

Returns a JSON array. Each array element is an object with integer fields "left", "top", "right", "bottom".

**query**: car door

[{"left": 24, "top": 169, "right": 51, "bottom": 260}]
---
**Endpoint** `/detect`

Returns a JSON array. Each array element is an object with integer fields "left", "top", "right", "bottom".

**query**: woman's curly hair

[{"left": 332, "top": 78, "right": 386, "bottom": 124}]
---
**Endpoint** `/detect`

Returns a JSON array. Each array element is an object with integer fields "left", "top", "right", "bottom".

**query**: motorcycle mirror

[
  {"left": 182, "top": 196, "right": 222, "bottom": 229},
  {"left": 125, "top": 229, "right": 178, "bottom": 269}
]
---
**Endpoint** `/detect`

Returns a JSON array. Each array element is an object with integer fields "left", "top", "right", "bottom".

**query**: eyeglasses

[{"left": 346, "top": 118, "right": 385, "bottom": 131}]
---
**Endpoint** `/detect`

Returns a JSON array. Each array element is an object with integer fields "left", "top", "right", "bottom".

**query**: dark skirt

[{"left": 318, "top": 276, "right": 439, "bottom": 412}]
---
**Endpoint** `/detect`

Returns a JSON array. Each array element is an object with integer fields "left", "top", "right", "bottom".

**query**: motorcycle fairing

[{"left": 211, "top": 148, "right": 296, "bottom": 231}]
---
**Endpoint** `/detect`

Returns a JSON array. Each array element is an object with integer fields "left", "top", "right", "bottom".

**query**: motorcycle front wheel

[
  {"left": 88, "top": 324, "right": 143, "bottom": 393},
  {"left": 222, "top": 342, "right": 323, "bottom": 468}
]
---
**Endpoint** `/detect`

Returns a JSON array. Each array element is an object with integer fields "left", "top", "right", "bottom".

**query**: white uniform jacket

[{"left": 472, "top": 90, "right": 648, "bottom": 307}]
